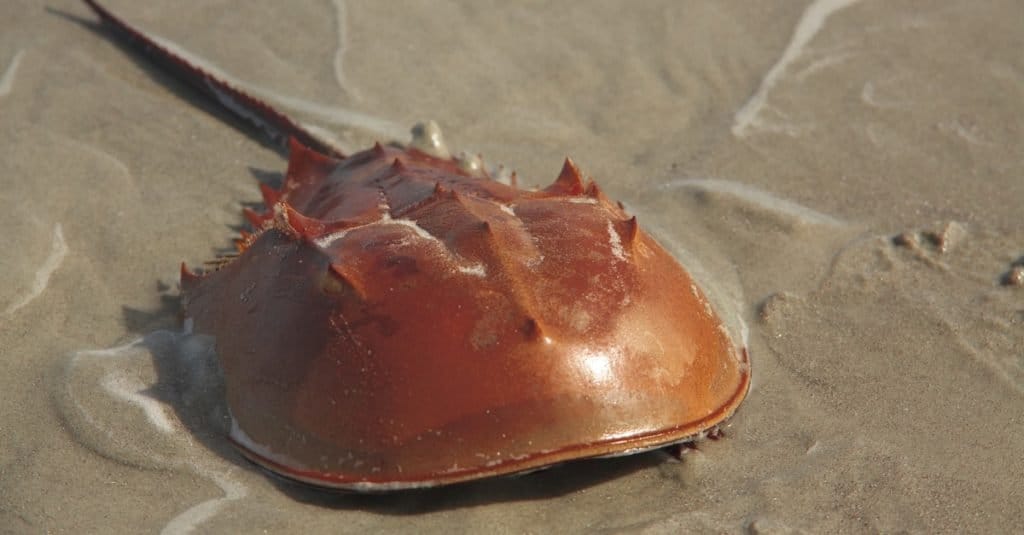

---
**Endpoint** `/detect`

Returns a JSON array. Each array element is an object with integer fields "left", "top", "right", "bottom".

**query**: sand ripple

[
  {"left": 0, "top": 49, "right": 25, "bottom": 98},
  {"left": 56, "top": 330, "right": 247, "bottom": 534},
  {"left": 4, "top": 223, "right": 67, "bottom": 316}
]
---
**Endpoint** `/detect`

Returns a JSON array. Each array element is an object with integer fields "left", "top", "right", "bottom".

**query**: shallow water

[{"left": 2, "top": 0, "right": 1022, "bottom": 532}]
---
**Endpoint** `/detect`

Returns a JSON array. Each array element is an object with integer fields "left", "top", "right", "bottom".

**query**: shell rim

[{"left": 227, "top": 348, "right": 751, "bottom": 492}]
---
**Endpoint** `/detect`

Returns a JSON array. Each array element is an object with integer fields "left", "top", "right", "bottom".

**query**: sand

[{"left": 1, "top": 0, "right": 1021, "bottom": 532}]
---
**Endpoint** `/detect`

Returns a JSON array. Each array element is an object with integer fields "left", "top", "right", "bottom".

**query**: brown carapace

[{"left": 83, "top": 0, "right": 750, "bottom": 491}]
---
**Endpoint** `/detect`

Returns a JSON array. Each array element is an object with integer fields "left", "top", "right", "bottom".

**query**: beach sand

[{"left": 1, "top": 0, "right": 1021, "bottom": 532}]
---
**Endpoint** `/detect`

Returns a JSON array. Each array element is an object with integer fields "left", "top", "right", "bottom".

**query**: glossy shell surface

[{"left": 183, "top": 139, "right": 750, "bottom": 491}]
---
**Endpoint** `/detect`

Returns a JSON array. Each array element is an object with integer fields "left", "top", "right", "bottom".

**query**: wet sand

[{"left": 1, "top": 1, "right": 1022, "bottom": 532}]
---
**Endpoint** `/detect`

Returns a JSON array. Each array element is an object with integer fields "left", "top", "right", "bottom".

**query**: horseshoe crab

[{"left": 83, "top": 0, "right": 750, "bottom": 491}]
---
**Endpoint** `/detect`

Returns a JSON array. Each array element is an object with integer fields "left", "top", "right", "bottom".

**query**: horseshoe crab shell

[
  {"left": 182, "top": 139, "right": 750, "bottom": 491},
  {"left": 81, "top": 0, "right": 750, "bottom": 492}
]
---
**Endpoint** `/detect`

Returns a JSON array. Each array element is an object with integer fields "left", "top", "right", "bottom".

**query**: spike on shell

[
  {"left": 429, "top": 181, "right": 459, "bottom": 202},
  {"left": 284, "top": 137, "right": 343, "bottom": 191},
  {"left": 584, "top": 180, "right": 609, "bottom": 203},
  {"left": 180, "top": 262, "right": 200, "bottom": 292},
  {"left": 274, "top": 202, "right": 328, "bottom": 240},
  {"left": 546, "top": 158, "right": 585, "bottom": 196},
  {"left": 234, "top": 231, "right": 254, "bottom": 252},
  {"left": 522, "top": 316, "right": 547, "bottom": 341},
  {"left": 616, "top": 216, "right": 640, "bottom": 246},
  {"left": 259, "top": 182, "right": 282, "bottom": 207},
  {"left": 243, "top": 206, "right": 269, "bottom": 229}
]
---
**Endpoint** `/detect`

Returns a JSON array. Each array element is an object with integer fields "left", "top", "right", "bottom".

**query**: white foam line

[
  {"left": 72, "top": 337, "right": 148, "bottom": 360},
  {"left": 860, "top": 77, "right": 910, "bottom": 109},
  {"left": 61, "top": 337, "right": 184, "bottom": 476},
  {"left": 262, "top": 90, "right": 407, "bottom": 141},
  {"left": 732, "top": 0, "right": 861, "bottom": 137},
  {"left": 939, "top": 118, "right": 989, "bottom": 146},
  {"left": 101, "top": 371, "right": 176, "bottom": 434},
  {"left": 58, "top": 135, "right": 133, "bottom": 179},
  {"left": 330, "top": 0, "right": 361, "bottom": 100},
  {"left": 0, "top": 49, "right": 25, "bottom": 98},
  {"left": 661, "top": 178, "right": 846, "bottom": 227},
  {"left": 793, "top": 51, "right": 854, "bottom": 82},
  {"left": 5, "top": 223, "right": 68, "bottom": 315},
  {"left": 301, "top": 122, "right": 349, "bottom": 153},
  {"left": 147, "top": 34, "right": 404, "bottom": 140},
  {"left": 161, "top": 467, "right": 247, "bottom": 535},
  {"left": 860, "top": 80, "right": 882, "bottom": 107},
  {"left": 737, "top": 313, "right": 750, "bottom": 349},
  {"left": 67, "top": 332, "right": 249, "bottom": 534},
  {"left": 64, "top": 338, "right": 149, "bottom": 446}
]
